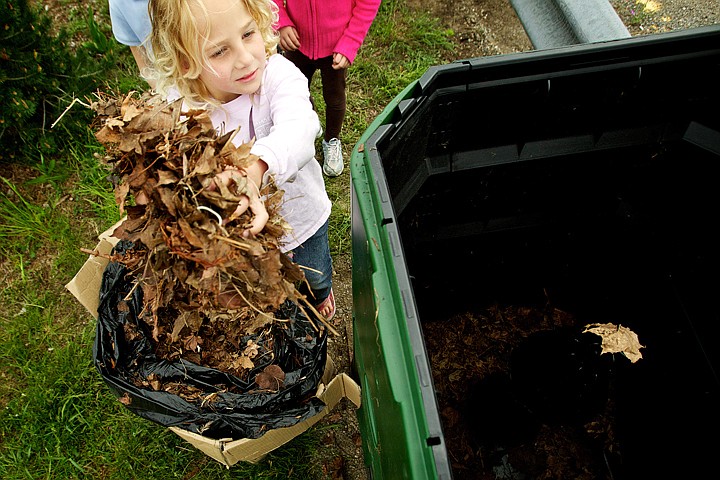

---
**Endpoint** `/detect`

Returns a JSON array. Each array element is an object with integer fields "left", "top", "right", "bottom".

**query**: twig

[
  {"left": 299, "top": 295, "right": 340, "bottom": 336},
  {"left": 297, "top": 264, "right": 323, "bottom": 275},
  {"left": 297, "top": 303, "right": 320, "bottom": 333},
  {"left": 124, "top": 260, "right": 151, "bottom": 302},
  {"left": 51, "top": 97, "right": 90, "bottom": 129},
  {"left": 212, "top": 234, "right": 251, "bottom": 251},
  {"left": 229, "top": 283, "right": 279, "bottom": 322},
  {"left": 80, "top": 247, "right": 107, "bottom": 258},
  {"left": 123, "top": 278, "right": 142, "bottom": 302}
]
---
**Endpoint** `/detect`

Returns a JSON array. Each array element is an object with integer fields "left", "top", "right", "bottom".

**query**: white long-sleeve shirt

[{"left": 207, "top": 54, "right": 331, "bottom": 252}]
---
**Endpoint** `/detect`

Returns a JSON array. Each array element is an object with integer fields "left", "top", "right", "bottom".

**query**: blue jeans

[{"left": 290, "top": 219, "right": 333, "bottom": 305}]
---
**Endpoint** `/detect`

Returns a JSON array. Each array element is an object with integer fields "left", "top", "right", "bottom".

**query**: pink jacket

[{"left": 272, "top": 0, "right": 381, "bottom": 64}]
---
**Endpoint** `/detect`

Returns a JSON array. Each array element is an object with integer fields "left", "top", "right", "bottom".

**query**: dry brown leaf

[
  {"left": 255, "top": 364, "right": 286, "bottom": 390},
  {"left": 243, "top": 339, "right": 260, "bottom": 358},
  {"left": 583, "top": 322, "right": 644, "bottom": 363},
  {"left": 230, "top": 354, "right": 255, "bottom": 371}
]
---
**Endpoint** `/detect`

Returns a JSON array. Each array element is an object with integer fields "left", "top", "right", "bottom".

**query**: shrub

[{"left": 0, "top": 0, "right": 114, "bottom": 163}]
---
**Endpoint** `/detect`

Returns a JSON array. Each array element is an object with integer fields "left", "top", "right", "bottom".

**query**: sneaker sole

[{"left": 323, "top": 164, "right": 343, "bottom": 177}]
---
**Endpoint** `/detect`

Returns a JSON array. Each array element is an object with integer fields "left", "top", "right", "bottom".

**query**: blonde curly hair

[{"left": 148, "top": 0, "right": 279, "bottom": 108}]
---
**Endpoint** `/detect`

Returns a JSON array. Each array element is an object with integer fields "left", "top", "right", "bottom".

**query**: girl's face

[{"left": 194, "top": 0, "right": 267, "bottom": 103}]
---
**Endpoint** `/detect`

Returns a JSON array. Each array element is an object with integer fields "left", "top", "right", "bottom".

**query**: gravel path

[{"left": 611, "top": 0, "right": 720, "bottom": 36}]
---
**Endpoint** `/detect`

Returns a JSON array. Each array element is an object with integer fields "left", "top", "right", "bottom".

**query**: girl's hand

[
  {"left": 332, "top": 52, "right": 350, "bottom": 70},
  {"left": 209, "top": 167, "right": 269, "bottom": 237},
  {"left": 279, "top": 26, "right": 301, "bottom": 52}
]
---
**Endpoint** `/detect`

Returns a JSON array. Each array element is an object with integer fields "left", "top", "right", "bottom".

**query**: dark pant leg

[
  {"left": 283, "top": 49, "right": 317, "bottom": 86},
  {"left": 318, "top": 59, "right": 347, "bottom": 141},
  {"left": 283, "top": 50, "right": 346, "bottom": 141},
  {"left": 283, "top": 49, "right": 320, "bottom": 114}
]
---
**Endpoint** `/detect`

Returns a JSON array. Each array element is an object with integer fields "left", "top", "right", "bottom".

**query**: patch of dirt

[
  {"left": 611, "top": 0, "right": 720, "bottom": 36},
  {"left": 411, "top": 0, "right": 533, "bottom": 60},
  {"left": 313, "top": 252, "right": 365, "bottom": 479}
]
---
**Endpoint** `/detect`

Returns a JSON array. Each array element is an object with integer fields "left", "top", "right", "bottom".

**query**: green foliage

[
  {"left": 628, "top": 3, "right": 650, "bottom": 26},
  {"left": 325, "top": 177, "right": 351, "bottom": 256},
  {"left": 0, "top": 0, "right": 115, "bottom": 163},
  {"left": 0, "top": 0, "right": 66, "bottom": 159},
  {"left": 83, "top": 6, "right": 114, "bottom": 55}
]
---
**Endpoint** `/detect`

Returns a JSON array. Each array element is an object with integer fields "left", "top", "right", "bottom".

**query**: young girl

[
  {"left": 148, "top": 0, "right": 336, "bottom": 320},
  {"left": 272, "top": 0, "right": 381, "bottom": 177}
]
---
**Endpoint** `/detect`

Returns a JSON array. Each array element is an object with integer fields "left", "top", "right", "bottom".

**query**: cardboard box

[
  {"left": 169, "top": 371, "right": 360, "bottom": 466},
  {"left": 66, "top": 223, "right": 361, "bottom": 467}
]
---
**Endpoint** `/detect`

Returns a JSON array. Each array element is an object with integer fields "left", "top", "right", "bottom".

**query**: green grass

[
  {"left": 0, "top": 178, "right": 58, "bottom": 242},
  {"left": 0, "top": 0, "right": 453, "bottom": 478}
]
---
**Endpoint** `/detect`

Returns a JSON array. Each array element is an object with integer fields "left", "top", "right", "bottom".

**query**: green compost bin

[{"left": 351, "top": 25, "right": 720, "bottom": 480}]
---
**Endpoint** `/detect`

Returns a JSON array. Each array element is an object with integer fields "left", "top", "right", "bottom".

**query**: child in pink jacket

[{"left": 273, "top": 0, "right": 381, "bottom": 177}]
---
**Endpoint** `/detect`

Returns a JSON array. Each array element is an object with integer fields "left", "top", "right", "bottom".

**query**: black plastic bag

[{"left": 93, "top": 240, "right": 328, "bottom": 440}]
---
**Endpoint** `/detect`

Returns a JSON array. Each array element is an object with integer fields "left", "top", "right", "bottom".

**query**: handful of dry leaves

[{"left": 88, "top": 91, "right": 329, "bottom": 378}]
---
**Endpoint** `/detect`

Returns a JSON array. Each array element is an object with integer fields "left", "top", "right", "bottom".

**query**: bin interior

[{"left": 377, "top": 31, "right": 720, "bottom": 479}]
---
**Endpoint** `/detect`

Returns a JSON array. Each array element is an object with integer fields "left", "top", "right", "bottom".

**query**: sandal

[{"left": 316, "top": 288, "right": 336, "bottom": 322}]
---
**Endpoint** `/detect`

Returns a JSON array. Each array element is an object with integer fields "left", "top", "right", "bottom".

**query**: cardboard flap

[
  {"left": 168, "top": 428, "right": 234, "bottom": 466},
  {"left": 322, "top": 373, "right": 362, "bottom": 410},
  {"left": 65, "top": 238, "right": 115, "bottom": 319},
  {"left": 170, "top": 373, "right": 362, "bottom": 467},
  {"left": 65, "top": 219, "right": 124, "bottom": 319}
]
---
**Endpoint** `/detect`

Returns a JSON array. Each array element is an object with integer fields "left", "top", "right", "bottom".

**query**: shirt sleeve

[
  {"left": 250, "top": 56, "right": 321, "bottom": 186},
  {"left": 334, "top": 0, "right": 382, "bottom": 63},
  {"left": 108, "top": 0, "right": 152, "bottom": 47}
]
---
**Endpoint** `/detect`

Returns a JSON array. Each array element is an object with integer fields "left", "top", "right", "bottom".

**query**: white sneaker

[{"left": 322, "top": 138, "right": 343, "bottom": 177}]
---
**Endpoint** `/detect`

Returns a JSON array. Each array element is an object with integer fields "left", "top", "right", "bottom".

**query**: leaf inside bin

[
  {"left": 423, "top": 304, "right": 621, "bottom": 479},
  {"left": 583, "top": 323, "right": 645, "bottom": 363}
]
